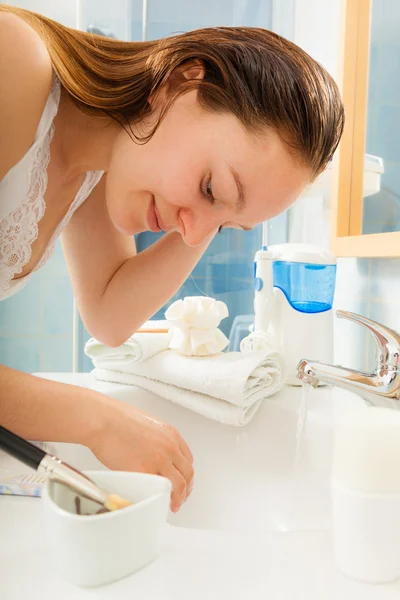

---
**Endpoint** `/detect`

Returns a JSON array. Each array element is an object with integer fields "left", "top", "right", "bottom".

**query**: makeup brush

[{"left": 0, "top": 425, "right": 132, "bottom": 512}]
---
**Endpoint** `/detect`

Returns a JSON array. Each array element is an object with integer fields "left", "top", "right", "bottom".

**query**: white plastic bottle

[{"left": 332, "top": 406, "right": 400, "bottom": 583}]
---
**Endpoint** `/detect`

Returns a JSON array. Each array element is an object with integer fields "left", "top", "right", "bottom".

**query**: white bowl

[{"left": 42, "top": 470, "right": 171, "bottom": 587}]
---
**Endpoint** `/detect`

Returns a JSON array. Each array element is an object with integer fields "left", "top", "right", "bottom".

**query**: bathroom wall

[
  {"left": 0, "top": 242, "right": 74, "bottom": 372},
  {"left": 292, "top": 0, "right": 400, "bottom": 372},
  {"left": 4, "top": 0, "right": 77, "bottom": 26},
  {"left": 363, "top": 0, "right": 400, "bottom": 235},
  {"left": 4, "top": 0, "right": 395, "bottom": 375},
  {"left": 333, "top": 257, "right": 400, "bottom": 373}
]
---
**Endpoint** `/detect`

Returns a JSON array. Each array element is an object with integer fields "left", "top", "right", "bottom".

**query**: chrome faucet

[{"left": 297, "top": 310, "right": 400, "bottom": 409}]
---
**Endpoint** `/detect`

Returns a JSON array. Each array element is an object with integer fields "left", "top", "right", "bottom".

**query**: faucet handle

[{"left": 336, "top": 310, "right": 400, "bottom": 371}]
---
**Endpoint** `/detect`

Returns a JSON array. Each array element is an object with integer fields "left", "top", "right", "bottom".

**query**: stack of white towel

[{"left": 85, "top": 299, "right": 286, "bottom": 426}]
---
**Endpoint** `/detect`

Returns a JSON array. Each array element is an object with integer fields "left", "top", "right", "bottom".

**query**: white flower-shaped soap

[{"left": 165, "top": 296, "right": 229, "bottom": 356}]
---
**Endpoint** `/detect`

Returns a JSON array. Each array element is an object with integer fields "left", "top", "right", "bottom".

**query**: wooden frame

[{"left": 330, "top": 0, "right": 400, "bottom": 257}]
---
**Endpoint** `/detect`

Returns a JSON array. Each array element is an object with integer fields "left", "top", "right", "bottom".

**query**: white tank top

[{"left": 0, "top": 74, "right": 104, "bottom": 300}]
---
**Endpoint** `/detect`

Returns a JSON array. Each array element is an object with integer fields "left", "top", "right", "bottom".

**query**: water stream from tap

[{"left": 294, "top": 382, "right": 313, "bottom": 467}]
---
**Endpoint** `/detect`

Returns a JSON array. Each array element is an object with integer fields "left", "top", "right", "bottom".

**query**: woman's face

[{"left": 106, "top": 90, "right": 311, "bottom": 246}]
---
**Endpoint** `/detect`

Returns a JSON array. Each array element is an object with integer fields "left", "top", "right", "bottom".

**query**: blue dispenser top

[
  {"left": 270, "top": 244, "right": 337, "bottom": 314},
  {"left": 273, "top": 261, "right": 336, "bottom": 313}
]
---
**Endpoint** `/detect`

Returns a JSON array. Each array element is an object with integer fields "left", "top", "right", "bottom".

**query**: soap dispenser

[{"left": 241, "top": 243, "right": 337, "bottom": 385}]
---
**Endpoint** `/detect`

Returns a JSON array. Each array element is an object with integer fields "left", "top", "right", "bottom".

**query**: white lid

[
  {"left": 301, "top": 153, "right": 384, "bottom": 199},
  {"left": 269, "top": 243, "right": 336, "bottom": 265},
  {"left": 364, "top": 153, "right": 384, "bottom": 174},
  {"left": 333, "top": 406, "right": 400, "bottom": 494},
  {"left": 324, "top": 153, "right": 383, "bottom": 174}
]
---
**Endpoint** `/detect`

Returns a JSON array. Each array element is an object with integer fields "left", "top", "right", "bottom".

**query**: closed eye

[{"left": 203, "top": 176, "right": 216, "bottom": 205}]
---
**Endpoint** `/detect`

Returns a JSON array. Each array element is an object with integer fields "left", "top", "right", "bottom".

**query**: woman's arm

[
  {"left": 0, "top": 365, "right": 105, "bottom": 445},
  {"left": 98, "top": 232, "right": 210, "bottom": 345},
  {"left": 63, "top": 176, "right": 212, "bottom": 346},
  {"left": 0, "top": 365, "right": 193, "bottom": 512}
]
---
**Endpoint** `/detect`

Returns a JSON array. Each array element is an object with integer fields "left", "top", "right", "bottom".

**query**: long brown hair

[{"left": 1, "top": 5, "right": 344, "bottom": 177}]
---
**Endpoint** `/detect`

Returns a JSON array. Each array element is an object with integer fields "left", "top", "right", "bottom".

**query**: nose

[{"left": 180, "top": 210, "right": 220, "bottom": 247}]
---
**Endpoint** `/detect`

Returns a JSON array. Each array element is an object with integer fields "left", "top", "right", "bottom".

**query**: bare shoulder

[{"left": 0, "top": 12, "right": 53, "bottom": 180}]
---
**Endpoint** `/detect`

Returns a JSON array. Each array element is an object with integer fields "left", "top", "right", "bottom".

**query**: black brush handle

[{"left": 0, "top": 425, "right": 46, "bottom": 470}]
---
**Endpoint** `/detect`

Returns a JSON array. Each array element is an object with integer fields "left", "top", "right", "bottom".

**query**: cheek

[{"left": 154, "top": 169, "right": 197, "bottom": 211}]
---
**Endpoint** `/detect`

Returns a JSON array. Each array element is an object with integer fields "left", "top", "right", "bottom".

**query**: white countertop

[{"left": 1, "top": 373, "right": 400, "bottom": 599}]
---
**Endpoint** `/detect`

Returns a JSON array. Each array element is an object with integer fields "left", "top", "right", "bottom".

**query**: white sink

[
  {"left": 37, "top": 374, "right": 336, "bottom": 534},
  {"left": 5, "top": 375, "right": 400, "bottom": 599}
]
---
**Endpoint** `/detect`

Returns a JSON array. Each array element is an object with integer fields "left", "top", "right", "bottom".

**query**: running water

[{"left": 294, "top": 382, "right": 313, "bottom": 467}]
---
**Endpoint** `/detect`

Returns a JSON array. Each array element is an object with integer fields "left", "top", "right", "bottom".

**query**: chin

[{"left": 111, "top": 219, "right": 141, "bottom": 236}]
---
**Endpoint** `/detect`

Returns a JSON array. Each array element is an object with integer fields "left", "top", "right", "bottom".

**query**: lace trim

[
  {"left": 0, "top": 69, "right": 104, "bottom": 299},
  {"left": 0, "top": 169, "right": 103, "bottom": 299},
  {"left": 0, "top": 123, "right": 55, "bottom": 295},
  {"left": 35, "top": 170, "right": 104, "bottom": 272}
]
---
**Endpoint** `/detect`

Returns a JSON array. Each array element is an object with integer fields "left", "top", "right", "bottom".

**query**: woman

[{"left": 0, "top": 6, "right": 344, "bottom": 512}]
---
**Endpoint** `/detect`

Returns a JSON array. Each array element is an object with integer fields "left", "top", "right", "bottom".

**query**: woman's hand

[
  {"left": 0, "top": 366, "right": 193, "bottom": 512},
  {"left": 88, "top": 396, "right": 194, "bottom": 512}
]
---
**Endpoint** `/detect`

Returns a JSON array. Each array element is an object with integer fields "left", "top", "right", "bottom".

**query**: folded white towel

[
  {"left": 84, "top": 321, "right": 170, "bottom": 365},
  {"left": 89, "top": 347, "right": 286, "bottom": 427}
]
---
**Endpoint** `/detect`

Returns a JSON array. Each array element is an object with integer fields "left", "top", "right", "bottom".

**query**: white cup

[
  {"left": 332, "top": 480, "right": 400, "bottom": 584},
  {"left": 42, "top": 470, "right": 171, "bottom": 587}
]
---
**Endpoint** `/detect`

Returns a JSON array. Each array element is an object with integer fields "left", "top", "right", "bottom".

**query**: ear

[
  {"left": 179, "top": 59, "right": 205, "bottom": 81},
  {"left": 148, "top": 59, "right": 205, "bottom": 109}
]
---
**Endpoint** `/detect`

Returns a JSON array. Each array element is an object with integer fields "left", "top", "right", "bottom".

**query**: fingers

[
  {"left": 178, "top": 435, "right": 193, "bottom": 463},
  {"left": 162, "top": 432, "right": 194, "bottom": 511},
  {"left": 173, "top": 454, "right": 194, "bottom": 496},
  {"left": 162, "top": 465, "right": 188, "bottom": 512},
  {"left": 170, "top": 431, "right": 194, "bottom": 502},
  {"left": 164, "top": 423, "right": 193, "bottom": 463},
  {"left": 166, "top": 445, "right": 194, "bottom": 510}
]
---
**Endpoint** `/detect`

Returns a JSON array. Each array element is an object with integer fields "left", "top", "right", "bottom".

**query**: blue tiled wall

[{"left": 0, "top": 240, "right": 74, "bottom": 372}]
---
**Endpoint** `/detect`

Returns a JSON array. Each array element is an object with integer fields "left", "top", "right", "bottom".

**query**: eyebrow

[{"left": 227, "top": 163, "right": 246, "bottom": 213}]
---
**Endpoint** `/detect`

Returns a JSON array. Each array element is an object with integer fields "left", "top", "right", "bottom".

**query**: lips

[
  {"left": 153, "top": 201, "right": 170, "bottom": 232},
  {"left": 147, "top": 197, "right": 181, "bottom": 234},
  {"left": 147, "top": 197, "right": 161, "bottom": 232},
  {"left": 154, "top": 203, "right": 165, "bottom": 231},
  {"left": 179, "top": 214, "right": 186, "bottom": 238}
]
